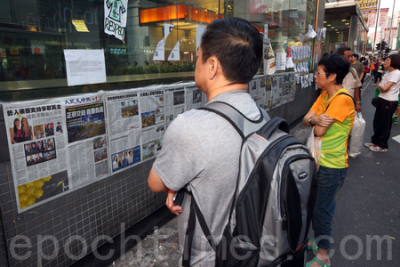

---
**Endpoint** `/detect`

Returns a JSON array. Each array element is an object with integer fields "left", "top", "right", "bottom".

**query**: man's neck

[{"left": 206, "top": 82, "right": 248, "bottom": 101}]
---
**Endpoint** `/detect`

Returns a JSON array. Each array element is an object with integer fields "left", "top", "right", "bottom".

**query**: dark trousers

[
  {"left": 371, "top": 97, "right": 398, "bottom": 149},
  {"left": 374, "top": 72, "right": 383, "bottom": 83}
]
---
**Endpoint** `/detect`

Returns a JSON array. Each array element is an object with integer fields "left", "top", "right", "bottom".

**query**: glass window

[
  {"left": 244, "top": 0, "right": 316, "bottom": 73},
  {"left": 0, "top": 0, "right": 317, "bottom": 96},
  {"left": 0, "top": 0, "right": 222, "bottom": 91}
]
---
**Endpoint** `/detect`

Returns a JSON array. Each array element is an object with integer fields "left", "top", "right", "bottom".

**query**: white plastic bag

[
  {"left": 348, "top": 112, "right": 366, "bottom": 158},
  {"left": 306, "top": 127, "right": 322, "bottom": 171}
]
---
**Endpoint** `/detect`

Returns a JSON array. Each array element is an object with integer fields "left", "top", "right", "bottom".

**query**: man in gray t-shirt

[
  {"left": 351, "top": 53, "right": 365, "bottom": 83},
  {"left": 148, "top": 18, "right": 264, "bottom": 266}
]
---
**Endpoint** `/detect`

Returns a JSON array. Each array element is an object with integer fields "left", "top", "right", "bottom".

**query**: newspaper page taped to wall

[
  {"left": 64, "top": 93, "right": 109, "bottom": 189},
  {"left": 3, "top": 99, "right": 69, "bottom": 213},
  {"left": 105, "top": 88, "right": 146, "bottom": 174}
]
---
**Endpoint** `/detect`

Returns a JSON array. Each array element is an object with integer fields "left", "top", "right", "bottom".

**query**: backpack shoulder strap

[
  {"left": 325, "top": 92, "right": 354, "bottom": 111},
  {"left": 182, "top": 196, "right": 216, "bottom": 267},
  {"left": 349, "top": 67, "right": 358, "bottom": 80},
  {"left": 199, "top": 101, "right": 270, "bottom": 139}
]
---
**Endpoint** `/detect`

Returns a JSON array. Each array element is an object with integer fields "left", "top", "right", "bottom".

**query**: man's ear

[{"left": 208, "top": 56, "right": 219, "bottom": 80}]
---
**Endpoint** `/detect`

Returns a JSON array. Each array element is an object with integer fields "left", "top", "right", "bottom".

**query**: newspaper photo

[
  {"left": 64, "top": 93, "right": 109, "bottom": 188},
  {"left": 3, "top": 99, "right": 69, "bottom": 212},
  {"left": 105, "top": 89, "right": 143, "bottom": 174}
]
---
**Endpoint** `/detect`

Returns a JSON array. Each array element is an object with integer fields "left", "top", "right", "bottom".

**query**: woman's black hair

[
  {"left": 388, "top": 54, "right": 400, "bottom": 70},
  {"left": 318, "top": 54, "right": 350, "bottom": 84},
  {"left": 13, "top": 118, "right": 20, "bottom": 134}
]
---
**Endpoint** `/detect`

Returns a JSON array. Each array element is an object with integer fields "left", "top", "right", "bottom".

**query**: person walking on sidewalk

[
  {"left": 148, "top": 18, "right": 264, "bottom": 266},
  {"left": 336, "top": 47, "right": 362, "bottom": 112},
  {"left": 373, "top": 57, "right": 385, "bottom": 85},
  {"left": 365, "top": 54, "right": 400, "bottom": 152},
  {"left": 370, "top": 57, "right": 376, "bottom": 82},
  {"left": 303, "top": 54, "right": 355, "bottom": 267}
]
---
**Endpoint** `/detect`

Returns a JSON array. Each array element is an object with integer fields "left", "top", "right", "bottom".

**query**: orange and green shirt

[{"left": 311, "top": 89, "right": 355, "bottom": 168}]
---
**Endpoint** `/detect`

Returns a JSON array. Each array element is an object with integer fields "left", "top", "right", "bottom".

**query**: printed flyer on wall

[
  {"left": 3, "top": 99, "right": 69, "bottom": 212},
  {"left": 105, "top": 88, "right": 146, "bottom": 174},
  {"left": 64, "top": 93, "right": 109, "bottom": 188}
]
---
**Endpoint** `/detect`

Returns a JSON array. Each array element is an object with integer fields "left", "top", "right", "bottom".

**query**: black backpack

[{"left": 183, "top": 101, "right": 317, "bottom": 267}]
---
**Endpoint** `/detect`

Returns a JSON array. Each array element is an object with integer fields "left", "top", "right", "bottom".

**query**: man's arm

[
  {"left": 352, "top": 69, "right": 362, "bottom": 113},
  {"left": 148, "top": 168, "right": 183, "bottom": 215},
  {"left": 354, "top": 87, "right": 361, "bottom": 112},
  {"left": 359, "top": 71, "right": 365, "bottom": 82},
  {"left": 148, "top": 168, "right": 168, "bottom": 192}
]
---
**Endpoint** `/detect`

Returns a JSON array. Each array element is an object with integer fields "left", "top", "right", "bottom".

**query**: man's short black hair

[
  {"left": 388, "top": 54, "right": 400, "bottom": 69},
  {"left": 336, "top": 46, "right": 352, "bottom": 56},
  {"left": 352, "top": 53, "right": 359, "bottom": 59},
  {"left": 318, "top": 54, "right": 350, "bottom": 84},
  {"left": 200, "top": 17, "right": 262, "bottom": 84}
]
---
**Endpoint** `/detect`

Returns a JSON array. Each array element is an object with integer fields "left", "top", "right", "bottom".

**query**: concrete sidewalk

[{"left": 110, "top": 77, "right": 400, "bottom": 267}]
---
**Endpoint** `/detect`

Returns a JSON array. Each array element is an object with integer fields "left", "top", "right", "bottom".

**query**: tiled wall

[
  {"left": 0, "top": 82, "right": 318, "bottom": 267},
  {"left": 0, "top": 159, "right": 166, "bottom": 267}
]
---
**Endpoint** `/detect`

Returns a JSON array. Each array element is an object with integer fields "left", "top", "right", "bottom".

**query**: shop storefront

[
  {"left": 322, "top": 1, "right": 369, "bottom": 56},
  {"left": 0, "top": 0, "right": 325, "bottom": 266}
]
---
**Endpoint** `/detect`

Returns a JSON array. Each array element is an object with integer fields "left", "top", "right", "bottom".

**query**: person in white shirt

[
  {"left": 365, "top": 54, "right": 400, "bottom": 152},
  {"left": 336, "top": 47, "right": 362, "bottom": 113}
]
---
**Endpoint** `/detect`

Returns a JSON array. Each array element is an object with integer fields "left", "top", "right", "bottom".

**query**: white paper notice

[
  {"left": 153, "top": 39, "right": 165, "bottom": 61},
  {"left": 168, "top": 41, "right": 180, "bottom": 61},
  {"left": 153, "top": 24, "right": 174, "bottom": 61},
  {"left": 64, "top": 49, "right": 106, "bottom": 87},
  {"left": 164, "top": 23, "right": 174, "bottom": 39},
  {"left": 196, "top": 25, "right": 207, "bottom": 51},
  {"left": 321, "top": 28, "right": 327, "bottom": 39}
]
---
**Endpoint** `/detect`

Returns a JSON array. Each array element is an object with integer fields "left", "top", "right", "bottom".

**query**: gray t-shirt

[
  {"left": 153, "top": 90, "right": 262, "bottom": 266},
  {"left": 351, "top": 61, "right": 364, "bottom": 78}
]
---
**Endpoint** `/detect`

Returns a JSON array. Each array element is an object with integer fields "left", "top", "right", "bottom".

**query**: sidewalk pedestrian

[
  {"left": 148, "top": 18, "right": 264, "bottom": 266},
  {"left": 370, "top": 57, "right": 376, "bottom": 82},
  {"left": 303, "top": 54, "right": 355, "bottom": 267},
  {"left": 352, "top": 53, "right": 365, "bottom": 84},
  {"left": 365, "top": 54, "right": 400, "bottom": 152},
  {"left": 374, "top": 57, "right": 385, "bottom": 84},
  {"left": 336, "top": 47, "right": 362, "bottom": 112}
]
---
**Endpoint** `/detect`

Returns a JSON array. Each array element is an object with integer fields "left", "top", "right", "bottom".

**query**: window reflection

[{"left": 0, "top": 0, "right": 317, "bottom": 89}]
